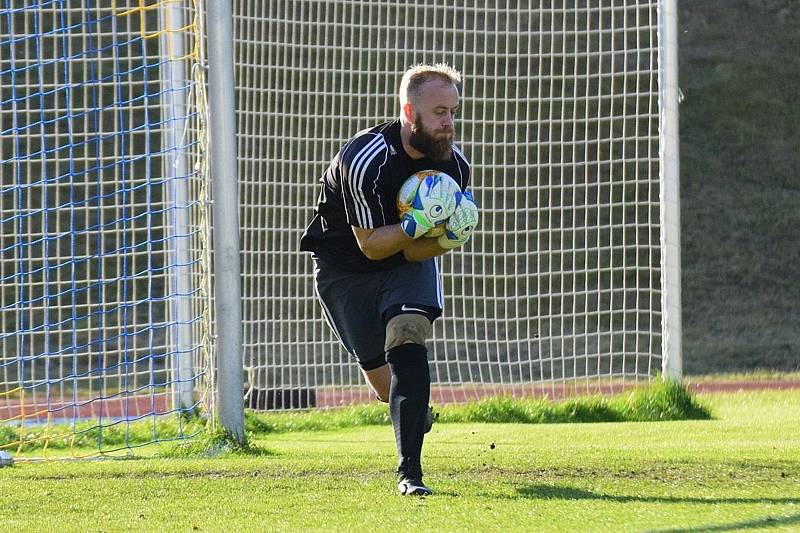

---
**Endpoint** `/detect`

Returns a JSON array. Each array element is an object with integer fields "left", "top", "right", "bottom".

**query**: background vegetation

[{"left": 679, "top": 0, "right": 799, "bottom": 373}]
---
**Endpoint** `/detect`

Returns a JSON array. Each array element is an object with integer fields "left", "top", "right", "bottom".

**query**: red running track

[{"left": 1, "top": 380, "right": 798, "bottom": 421}]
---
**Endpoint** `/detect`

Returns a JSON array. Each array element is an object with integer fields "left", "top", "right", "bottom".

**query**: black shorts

[{"left": 313, "top": 256, "right": 443, "bottom": 369}]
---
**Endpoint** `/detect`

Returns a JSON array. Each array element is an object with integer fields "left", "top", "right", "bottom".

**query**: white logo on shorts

[{"left": 401, "top": 304, "right": 427, "bottom": 314}]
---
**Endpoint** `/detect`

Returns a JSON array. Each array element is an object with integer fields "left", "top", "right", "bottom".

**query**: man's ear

[{"left": 402, "top": 102, "right": 415, "bottom": 124}]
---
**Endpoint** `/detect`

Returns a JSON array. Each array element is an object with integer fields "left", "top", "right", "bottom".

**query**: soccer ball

[{"left": 396, "top": 170, "right": 459, "bottom": 237}]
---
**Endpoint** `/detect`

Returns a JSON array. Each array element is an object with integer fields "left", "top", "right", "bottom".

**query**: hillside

[{"left": 678, "top": 0, "right": 799, "bottom": 372}]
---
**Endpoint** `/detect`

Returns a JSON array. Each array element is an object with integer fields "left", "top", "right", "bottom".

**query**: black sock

[{"left": 386, "top": 343, "right": 431, "bottom": 481}]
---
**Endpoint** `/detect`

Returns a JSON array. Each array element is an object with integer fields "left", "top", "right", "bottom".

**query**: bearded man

[{"left": 300, "top": 63, "right": 478, "bottom": 496}]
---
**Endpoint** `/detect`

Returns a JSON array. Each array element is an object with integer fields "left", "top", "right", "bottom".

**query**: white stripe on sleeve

[{"left": 347, "top": 134, "right": 387, "bottom": 228}]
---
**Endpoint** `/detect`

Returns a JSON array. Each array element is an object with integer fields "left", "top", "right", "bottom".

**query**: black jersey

[{"left": 300, "top": 120, "right": 471, "bottom": 272}]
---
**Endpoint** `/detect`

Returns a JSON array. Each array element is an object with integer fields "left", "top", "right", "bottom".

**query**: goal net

[
  {"left": 1, "top": 1, "right": 678, "bottom": 453},
  {"left": 234, "top": 1, "right": 673, "bottom": 408},
  {"left": 0, "top": 1, "right": 211, "bottom": 455}
]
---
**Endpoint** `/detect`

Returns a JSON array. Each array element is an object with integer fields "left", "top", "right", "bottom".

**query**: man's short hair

[{"left": 399, "top": 63, "right": 462, "bottom": 107}]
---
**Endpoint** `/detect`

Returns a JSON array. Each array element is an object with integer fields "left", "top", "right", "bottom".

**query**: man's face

[{"left": 408, "top": 81, "right": 460, "bottom": 162}]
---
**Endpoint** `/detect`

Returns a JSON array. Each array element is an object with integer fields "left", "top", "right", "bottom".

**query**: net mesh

[
  {"left": 0, "top": 0, "right": 211, "bottom": 455},
  {"left": 233, "top": 1, "right": 664, "bottom": 408}
]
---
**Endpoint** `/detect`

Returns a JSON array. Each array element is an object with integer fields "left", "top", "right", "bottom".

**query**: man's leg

[
  {"left": 313, "top": 258, "right": 434, "bottom": 495},
  {"left": 362, "top": 364, "right": 435, "bottom": 433},
  {"left": 361, "top": 365, "right": 391, "bottom": 402},
  {"left": 384, "top": 312, "right": 433, "bottom": 495}
]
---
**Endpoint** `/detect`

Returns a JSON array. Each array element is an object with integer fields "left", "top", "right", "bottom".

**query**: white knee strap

[{"left": 384, "top": 313, "right": 431, "bottom": 351}]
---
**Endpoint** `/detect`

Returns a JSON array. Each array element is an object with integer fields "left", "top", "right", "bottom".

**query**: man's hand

[
  {"left": 400, "top": 174, "right": 460, "bottom": 239},
  {"left": 437, "top": 189, "right": 479, "bottom": 250}
]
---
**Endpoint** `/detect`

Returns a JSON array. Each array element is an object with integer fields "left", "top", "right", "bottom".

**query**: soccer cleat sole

[{"left": 398, "top": 479, "right": 433, "bottom": 496}]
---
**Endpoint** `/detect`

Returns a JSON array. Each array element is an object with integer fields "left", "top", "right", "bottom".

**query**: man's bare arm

[{"left": 352, "top": 225, "right": 447, "bottom": 262}]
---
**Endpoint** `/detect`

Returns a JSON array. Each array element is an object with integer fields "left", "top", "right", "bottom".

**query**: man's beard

[{"left": 409, "top": 120, "right": 454, "bottom": 162}]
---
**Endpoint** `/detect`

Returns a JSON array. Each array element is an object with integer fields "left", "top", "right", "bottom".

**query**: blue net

[{"left": 0, "top": 1, "right": 209, "bottom": 455}]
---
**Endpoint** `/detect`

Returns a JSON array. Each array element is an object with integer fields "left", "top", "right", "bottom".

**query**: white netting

[{"left": 233, "top": 1, "right": 665, "bottom": 408}]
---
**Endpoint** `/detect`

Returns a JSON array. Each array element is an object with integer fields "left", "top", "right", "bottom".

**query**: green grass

[
  {"left": 161, "top": 425, "right": 271, "bottom": 458},
  {"left": 239, "top": 379, "right": 710, "bottom": 435},
  {"left": 687, "top": 370, "right": 800, "bottom": 383},
  {"left": 0, "top": 389, "right": 798, "bottom": 532},
  {"left": 0, "top": 416, "right": 206, "bottom": 452},
  {"left": 0, "top": 380, "right": 709, "bottom": 453}
]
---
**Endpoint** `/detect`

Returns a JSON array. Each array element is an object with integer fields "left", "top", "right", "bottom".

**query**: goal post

[
  {"left": 232, "top": 0, "right": 683, "bottom": 407},
  {"left": 657, "top": 0, "right": 683, "bottom": 381},
  {"left": 160, "top": 0, "right": 196, "bottom": 411},
  {"left": 206, "top": 0, "right": 245, "bottom": 443}
]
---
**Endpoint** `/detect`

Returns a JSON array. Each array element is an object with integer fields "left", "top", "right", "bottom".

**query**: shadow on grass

[
  {"left": 516, "top": 484, "right": 800, "bottom": 505},
  {"left": 514, "top": 485, "right": 800, "bottom": 532},
  {"left": 643, "top": 514, "right": 800, "bottom": 532}
]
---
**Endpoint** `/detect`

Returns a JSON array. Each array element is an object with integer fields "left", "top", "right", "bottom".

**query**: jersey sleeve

[
  {"left": 338, "top": 133, "right": 390, "bottom": 229},
  {"left": 453, "top": 144, "right": 471, "bottom": 190}
]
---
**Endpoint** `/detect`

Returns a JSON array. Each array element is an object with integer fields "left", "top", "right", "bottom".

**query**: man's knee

[
  {"left": 384, "top": 313, "right": 431, "bottom": 351},
  {"left": 360, "top": 364, "right": 391, "bottom": 403}
]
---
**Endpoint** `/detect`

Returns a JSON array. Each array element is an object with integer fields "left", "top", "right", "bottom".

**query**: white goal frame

[{"left": 230, "top": 0, "right": 683, "bottom": 413}]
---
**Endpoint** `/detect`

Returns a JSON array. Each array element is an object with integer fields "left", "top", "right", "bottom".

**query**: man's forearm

[
  {"left": 353, "top": 224, "right": 411, "bottom": 260},
  {"left": 353, "top": 224, "right": 446, "bottom": 262},
  {"left": 402, "top": 236, "right": 447, "bottom": 262}
]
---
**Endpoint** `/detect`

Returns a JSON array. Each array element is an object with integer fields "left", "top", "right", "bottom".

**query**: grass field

[{"left": 0, "top": 388, "right": 798, "bottom": 532}]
